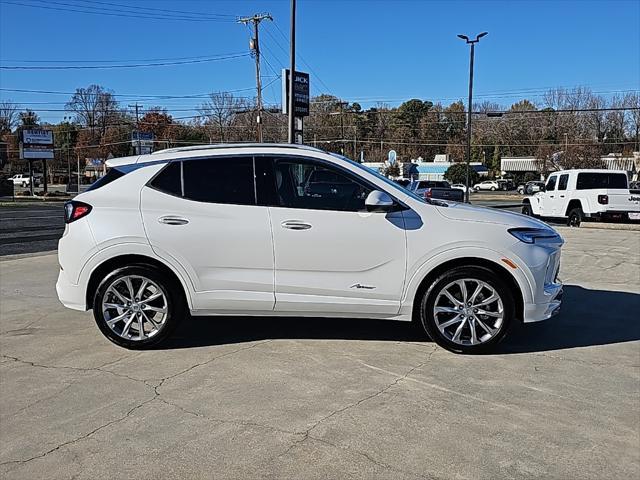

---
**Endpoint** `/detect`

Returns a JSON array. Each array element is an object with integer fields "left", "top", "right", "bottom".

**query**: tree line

[{"left": 0, "top": 84, "right": 638, "bottom": 177}]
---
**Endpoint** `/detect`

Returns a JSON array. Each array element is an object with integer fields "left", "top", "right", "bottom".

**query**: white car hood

[{"left": 435, "top": 202, "right": 551, "bottom": 229}]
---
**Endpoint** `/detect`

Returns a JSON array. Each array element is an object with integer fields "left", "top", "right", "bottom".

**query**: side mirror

[{"left": 365, "top": 190, "right": 394, "bottom": 212}]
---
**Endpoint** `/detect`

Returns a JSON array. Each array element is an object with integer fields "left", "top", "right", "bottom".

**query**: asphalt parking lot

[{"left": 1, "top": 227, "right": 639, "bottom": 479}]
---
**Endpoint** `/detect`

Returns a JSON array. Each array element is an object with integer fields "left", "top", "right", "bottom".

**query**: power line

[
  {"left": 2, "top": 0, "right": 236, "bottom": 22},
  {"left": 74, "top": 0, "right": 236, "bottom": 19},
  {"left": 0, "top": 53, "right": 250, "bottom": 70}
]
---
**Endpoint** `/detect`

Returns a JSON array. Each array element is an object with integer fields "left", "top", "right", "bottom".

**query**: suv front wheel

[
  {"left": 93, "top": 265, "right": 185, "bottom": 349},
  {"left": 418, "top": 266, "right": 514, "bottom": 354}
]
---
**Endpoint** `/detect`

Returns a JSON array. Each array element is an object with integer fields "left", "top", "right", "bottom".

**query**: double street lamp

[{"left": 458, "top": 31, "right": 488, "bottom": 203}]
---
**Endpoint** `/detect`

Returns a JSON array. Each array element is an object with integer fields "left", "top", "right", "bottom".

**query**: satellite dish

[{"left": 388, "top": 150, "right": 397, "bottom": 166}]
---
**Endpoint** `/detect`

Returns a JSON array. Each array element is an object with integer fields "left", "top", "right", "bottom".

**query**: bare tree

[
  {"left": 0, "top": 101, "right": 20, "bottom": 133},
  {"left": 197, "top": 92, "right": 240, "bottom": 143},
  {"left": 66, "top": 84, "right": 120, "bottom": 135},
  {"left": 624, "top": 92, "right": 640, "bottom": 151}
]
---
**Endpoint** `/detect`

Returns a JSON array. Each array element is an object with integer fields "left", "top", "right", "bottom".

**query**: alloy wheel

[
  {"left": 433, "top": 279, "right": 504, "bottom": 346},
  {"left": 101, "top": 275, "right": 168, "bottom": 341}
]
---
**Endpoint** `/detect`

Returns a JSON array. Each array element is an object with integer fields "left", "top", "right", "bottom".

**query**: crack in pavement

[
  {"left": 0, "top": 340, "right": 273, "bottom": 470},
  {"left": 275, "top": 346, "right": 438, "bottom": 480}
]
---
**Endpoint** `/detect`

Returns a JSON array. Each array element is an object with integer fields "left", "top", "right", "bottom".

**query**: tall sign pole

[{"left": 288, "top": 0, "right": 296, "bottom": 143}]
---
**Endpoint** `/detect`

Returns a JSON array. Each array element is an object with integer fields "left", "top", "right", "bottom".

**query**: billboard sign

[
  {"left": 20, "top": 129, "right": 54, "bottom": 159},
  {"left": 282, "top": 69, "right": 310, "bottom": 117}
]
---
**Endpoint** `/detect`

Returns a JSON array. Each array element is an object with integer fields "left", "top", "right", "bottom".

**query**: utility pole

[
  {"left": 458, "top": 32, "right": 488, "bottom": 203},
  {"left": 288, "top": 0, "right": 296, "bottom": 143},
  {"left": 128, "top": 103, "right": 142, "bottom": 154},
  {"left": 238, "top": 13, "right": 272, "bottom": 143}
]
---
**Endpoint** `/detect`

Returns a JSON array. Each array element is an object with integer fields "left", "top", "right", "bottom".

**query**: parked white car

[
  {"left": 522, "top": 169, "right": 640, "bottom": 226},
  {"left": 451, "top": 183, "right": 470, "bottom": 193},
  {"left": 56, "top": 144, "right": 564, "bottom": 354},
  {"left": 473, "top": 180, "right": 499, "bottom": 191},
  {"left": 10, "top": 173, "right": 38, "bottom": 187}
]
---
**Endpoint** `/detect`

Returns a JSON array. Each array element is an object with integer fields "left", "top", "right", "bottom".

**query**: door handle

[
  {"left": 560, "top": 195, "right": 565, "bottom": 198},
  {"left": 281, "top": 220, "right": 312, "bottom": 230},
  {"left": 549, "top": 195, "right": 554, "bottom": 198},
  {"left": 158, "top": 216, "right": 189, "bottom": 226}
]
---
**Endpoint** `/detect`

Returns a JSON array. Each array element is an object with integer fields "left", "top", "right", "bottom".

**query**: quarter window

[
  {"left": 558, "top": 174, "right": 569, "bottom": 191},
  {"left": 150, "top": 161, "right": 182, "bottom": 196},
  {"left": 576, "top": 172, "right": 628, "bottom": 190},
  {"left": 272, "top": 158, "right": 372, "bottom": 211},
  {"left": 182, "top": 156, "right": 255, "bottom": 205}
]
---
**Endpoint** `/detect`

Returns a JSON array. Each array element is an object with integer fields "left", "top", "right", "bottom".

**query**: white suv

[
  {"left": 472, "top": 180, "right": 499, "bottom": 192},
  {"left": 56, "top": 144, "right": 563, "bottom": 353}
]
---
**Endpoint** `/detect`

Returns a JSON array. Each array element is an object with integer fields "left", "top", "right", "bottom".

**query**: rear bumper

[
  {"left": 586, "top": 211, "right": 640, "bottom": 222},
  {"left": 56, "top": 269, "right": 87, "bottom": 311},
  {"left": 523, "top": 281, "right": 563, "bottom": 323}
]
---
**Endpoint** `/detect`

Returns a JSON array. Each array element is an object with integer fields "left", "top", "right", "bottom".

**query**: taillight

[
  {"left": 597, "top": 195, "right": 609, "bottom": 205},
  {"left": 64, "top": 201, "right": 92, "bottom": 223},
  {"left": 425, "top": 189, "right": 433, "bottom": 199}
]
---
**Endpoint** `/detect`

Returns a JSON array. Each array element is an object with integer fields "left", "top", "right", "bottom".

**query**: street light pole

[{"left": 458, "top": 32, "right": 488, "bottom": 203}]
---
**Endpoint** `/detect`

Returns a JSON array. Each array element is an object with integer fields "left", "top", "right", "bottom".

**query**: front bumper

[
  {"left": 56, "top": 269, "right": 87, "bottom": 311},
  {"left": 523, "top": 280, "right": 563, "bottom": 323}
]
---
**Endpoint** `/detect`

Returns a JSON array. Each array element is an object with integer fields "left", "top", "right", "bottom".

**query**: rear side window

[
  {"left": 183, "top": 156, "right": 255, "bottom": 205},
  {"left": 150, "top": 161, "right": 182, "bottom": 196},
  {"left": 558, "top": 174, "right": 569, "bottom": 190},
  {"left": 576, "top": 172, "right": 628, "bottom": 190},
  {"left": 86, "top": 167, "right": 126, "bottom": 191}
]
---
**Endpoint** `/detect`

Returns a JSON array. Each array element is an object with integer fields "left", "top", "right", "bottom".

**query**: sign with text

[
  {"left": 282, "top": 69, "right": 310, "bottom": 117},
  {"left": 20, "top": 129, "right": 54, "bottom": 159}
]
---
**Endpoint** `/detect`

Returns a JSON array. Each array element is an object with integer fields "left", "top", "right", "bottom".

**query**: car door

[
  {"left": 141, "top": 156, "right": 275, "bottom": 312},
  {"left": 540, "top": 176, "right": 557, "bottom": 215},
  {"left": 261, "top": 156, "right": 407, "bottom": 316},
  {"left": 555, "top": 174, "right": 570, "bottom": 217}
]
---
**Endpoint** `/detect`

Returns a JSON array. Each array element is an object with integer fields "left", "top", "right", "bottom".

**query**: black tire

[
  {"left": 93, "top": 264, "right": 185, "bottom": 349},
  {"left": 521, "top": 204, "right": 533, "bottom": 216},
  {"left": 418, "top": 266, "right": 515, "bottom": 354},
  {"left": 21, "top": 182, "right": 26, "bottom": 188},
  {"left": 567, "top": 207, "right": 583, "bottom": 227}
]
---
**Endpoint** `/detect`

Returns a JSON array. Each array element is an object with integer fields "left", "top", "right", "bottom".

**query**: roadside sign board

[
  {"left": 282, "top": 69, "right": 310, "bottom": 117},
  {"left": 131, "top": 131, "right": 154, "bottom": 148},
  {"left": 388, "top": 150, "right": 397, "bottom": 165},
  {"left": 20, "top": 129, "right": 54, "bottom": 159}
]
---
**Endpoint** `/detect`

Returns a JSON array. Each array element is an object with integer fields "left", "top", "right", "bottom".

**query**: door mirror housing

[{"left": 365, "top": 190, "right": 394, "bottom": 212}]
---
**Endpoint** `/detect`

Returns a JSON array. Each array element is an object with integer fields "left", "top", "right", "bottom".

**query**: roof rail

[{"left": 152, "top": 142, "right": 325, "bottom": 155}]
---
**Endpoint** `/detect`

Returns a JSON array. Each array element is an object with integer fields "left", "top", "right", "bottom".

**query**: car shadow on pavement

[
  {"left": 497, "top": 285, "right": 640, "bottom": 354},
  {"left": 161, "top": 285, "right": 640, "bottom": 353}
]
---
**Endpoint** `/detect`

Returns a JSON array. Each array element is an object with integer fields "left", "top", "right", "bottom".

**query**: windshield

[{"left": 329, "top": 153, "right": 426, "bottom": 203}]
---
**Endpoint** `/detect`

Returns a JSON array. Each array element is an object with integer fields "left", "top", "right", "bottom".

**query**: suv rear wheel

[
  {"left": 418, "top": 266, "right": 514, "bottom": 354},
  {"left": 93, "top": 265, "right": 185, "bottom": 349},
  {"left": 567, "top": 207, "right": 583, "bottom": 227}
]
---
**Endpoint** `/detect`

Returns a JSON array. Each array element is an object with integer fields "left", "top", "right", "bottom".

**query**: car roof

[
  {"left": 105, "top": 143, "right": 326, "bottom": 168},
  {"left": 550, "top": 169, "right": 628, "bottom": 175}
]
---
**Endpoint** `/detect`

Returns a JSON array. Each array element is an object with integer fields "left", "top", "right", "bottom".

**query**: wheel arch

[
  {"left": 410, "top": 257, "right": 525, "bottom": 324},
  {"left": 565, "top": 199, "right": 583, "bottom": 217},
  {"left": 85, "top": 254, "right": 191, "bottom": 310}
]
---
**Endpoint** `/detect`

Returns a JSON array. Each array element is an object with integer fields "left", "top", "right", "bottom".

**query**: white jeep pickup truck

[{"left": 522, "top": 169, "right": 640, "bottom": 227}]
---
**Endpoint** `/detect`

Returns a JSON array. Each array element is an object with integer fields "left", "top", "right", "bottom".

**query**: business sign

[
  {"left": 388, "top": 150, "right": 397, "bottom": 165},
  {"left": 282, "top": 69, "right": 310, "bottom": 117},
  {"left": 131, "top": 131, "right": 154, "bottom": 147},
  {"left": 20, "top": 129, "right": 54, "bottom": 159}
]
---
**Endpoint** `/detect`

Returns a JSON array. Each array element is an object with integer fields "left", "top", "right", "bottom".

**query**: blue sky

[{"left": 1, "top": 0, "right": 638, "bottom": 123}]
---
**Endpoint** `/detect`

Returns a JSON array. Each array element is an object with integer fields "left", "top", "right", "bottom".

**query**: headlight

[{"left": 508, "top": 227, "right": 561, "bottom": 244}]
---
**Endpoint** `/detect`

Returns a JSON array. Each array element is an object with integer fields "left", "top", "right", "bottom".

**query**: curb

[{"left": 0, "top": 250, "right": 57, "bottom": 262}]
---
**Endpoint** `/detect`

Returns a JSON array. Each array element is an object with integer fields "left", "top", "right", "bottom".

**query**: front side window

[
  {"left": 558, "top": 174, "right": 569, "bottom": 191},
  {"left": 182, "top": 156, "right": 255, "bottom": 205},
  {"left": 546, "top": 176, "right": 557, "bottom": 191},
  {"left": 272, "top": 158, "right": 372, "bottom": 211}
]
